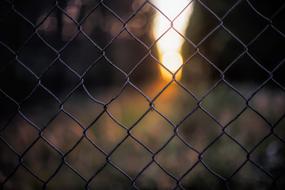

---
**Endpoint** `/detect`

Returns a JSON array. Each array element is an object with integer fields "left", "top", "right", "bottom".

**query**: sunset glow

[{"left": 152, "top": 0, "right": 193, "bottom": 81}]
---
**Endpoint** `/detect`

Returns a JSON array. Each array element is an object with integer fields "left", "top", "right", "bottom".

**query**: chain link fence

[{"left": 1, "top": 0, "right": 285, "bottom": 189}]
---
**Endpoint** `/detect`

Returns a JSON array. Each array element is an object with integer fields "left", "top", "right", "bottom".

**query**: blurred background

[{"left": 0, "top": 0, "right": 285, "bottom": 189}]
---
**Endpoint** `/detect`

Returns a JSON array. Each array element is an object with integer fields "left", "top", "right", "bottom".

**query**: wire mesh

[{"left": 0, "top": 0, "right": 285, "bottom": 189}]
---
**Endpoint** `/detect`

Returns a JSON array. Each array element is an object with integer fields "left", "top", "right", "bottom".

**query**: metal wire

[{"left": 0, "top": 0, "right": 284, "bottom": 189}]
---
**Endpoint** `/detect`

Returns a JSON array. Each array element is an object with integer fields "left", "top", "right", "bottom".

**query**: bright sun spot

[{"left": 152, "top": 0, "right": 194, "bottom": 81}]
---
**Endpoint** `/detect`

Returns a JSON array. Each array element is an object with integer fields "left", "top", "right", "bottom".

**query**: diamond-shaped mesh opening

[
  {"left": 199, "top": 27, "right": 244, "bottom": 71},
  {"left": 249, "top": 81, "right": 285, "bottom": 124},
  {"left": 61, "top": 33, "right": 102, "bottom": 75},
  {"left": 105, "top": 30, "right": 148, "bottom": 73},
  {"left": 17, "top": 35, "right": 57, "bottom": 76},
  {"left": 226, "top": 109, "right": 270, "bottom": 150},
  {"left": 23, "top": 138, "right": 62, "bottom": 181},
  {"left": 129, "top": 54, "right": 167, "bottom": 98},
  {"left": 65, "top": 138, "right": 105, "bottom": 179},
  {"left": 223, "top": 1, "right": 268, "bottom": 44},
  {"left": 1, "top": 114, "right": 38, "bottom": 154},
  {"left": 224, "top": 54, "right": 270, "bottom": 97},
  {"left": 20, "top": 86, "right": 60, "bottom": 128},
  {"left": 42, "top": 112, "right": 83, "bottom": 153},
  {"left": 154, "top": 82, "right": 197, "bottom": 124},
  {"left": 86, "top": 113, "right": 126, "bottom": 153},
  {"left": 181, "top": 53, "right": 221, "bottom": 98},
  {"left": 107, "top": 85, "right": 149, "bottom": 128},
  {"left": 41, "top": 60, "right": 80, "bottom": 100},
  {"left": 110, "top": 137, "right": 152, "bottom": 178},
  {"left": 63, "top": 86, "right": 104, "bottom": 126},
  {"left": 1, "top": 0, "right": 285, "bottom": 189},
  {"left": 156, "top": 136, "right": 198, "bottom": 177},
  {"left": 201, "top": 82, "right": 245, "bottom": 125},
  {"left": 131, "top": 111, "right": 173, "bottom": 152},
  {"left": 202, "top": 135, "right": 247, "bottom": 178},
  {"left": 83, "top": 57, "right": 126, "bottom": 103},
  {"left": 178, "top": 109, "right": 221, "bottom": 151}
]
